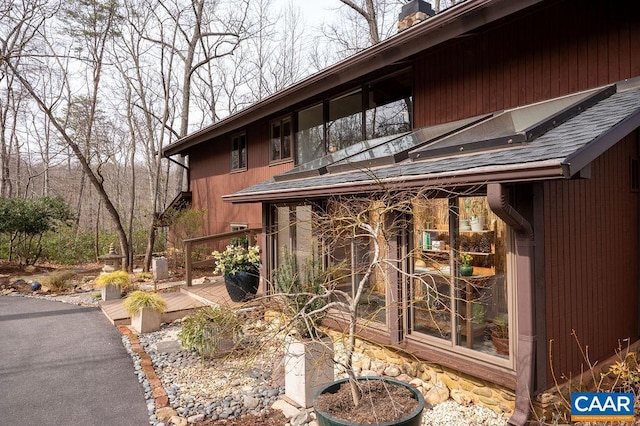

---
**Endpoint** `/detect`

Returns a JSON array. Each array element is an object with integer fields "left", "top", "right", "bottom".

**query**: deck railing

[{"left": 183, "top": 228, "right": 261, "bottom": 287}]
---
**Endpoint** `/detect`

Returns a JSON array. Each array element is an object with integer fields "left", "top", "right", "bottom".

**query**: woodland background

[{"left": 0, "top": 0, "right": 461, "bottom": 270}]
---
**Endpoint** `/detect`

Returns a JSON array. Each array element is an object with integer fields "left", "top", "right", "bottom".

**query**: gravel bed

[
  {"left": 121, "top": 334, "right": 157, "bottom": 425},
  {"left": 138, "top": 322, "right": 286, "bottom": 425},
  {"left": 133, "top": 321, "right": 509, "bottom": 426},
  {"left": 4, "top": 288, "right": 100, "bottom": 306}
]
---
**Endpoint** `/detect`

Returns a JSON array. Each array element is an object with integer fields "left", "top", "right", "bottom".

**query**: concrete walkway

[{"left": 0, "top": 296, "right": 150, "bottom": 426}]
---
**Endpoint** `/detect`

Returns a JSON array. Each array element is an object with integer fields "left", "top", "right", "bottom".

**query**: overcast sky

[{"left": 278, "top": 0, "right": 343, "bottom": 24}]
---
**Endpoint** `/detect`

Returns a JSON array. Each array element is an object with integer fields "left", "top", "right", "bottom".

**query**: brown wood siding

[
  {"left": 414, "top": 1, "right": 640, "bottom": 127},
  {"left": 188, "top": 120, "right": 294, "bottom": 236},
  {"left": 543, "top": 133, "right": 638, "bottom": 384}
]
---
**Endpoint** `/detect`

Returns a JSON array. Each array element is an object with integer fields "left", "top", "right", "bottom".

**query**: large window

[
  {"left": 267, "top": 192, "right": 511, "bottom": 365},
  {"left": 231, "top": 132, "right": 247, "bottom": 171},
  {"left": 409, "top": 195, "right": 512, "bottom": 362},
  {"left": 296, "top": 104, "right": 324, "bottom": 165},
  {"left": 294, "top": 68, "right": 412, "bottom": 166},
  {"left": 270, "top": 117, "right": 292, "bottom": 162},
  {"left": 328, "top": 90, "right": 363, "bottom": 153},
  {"left": 365, "top": 70, "right": 412, "bottom": 138},
  {"left": 327, "top": 212, "right": 388, "bottom": 326},
  {"left": 273, "top": 204, "right": 316, "bottom": 277}
]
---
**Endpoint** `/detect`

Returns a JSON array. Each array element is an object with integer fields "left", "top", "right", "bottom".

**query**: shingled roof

[{"left": 224, "top": 82, "right": 640, "bottom": 203}]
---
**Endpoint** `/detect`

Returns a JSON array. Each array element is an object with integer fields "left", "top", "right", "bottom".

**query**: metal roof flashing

[{"left": 408, "top": 85, "right": 615, "bottom": 160}]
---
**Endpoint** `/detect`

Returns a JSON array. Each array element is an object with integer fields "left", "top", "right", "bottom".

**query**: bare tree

[
  {"left": 1, "top": 0, "right": 139, "bottom": 268},
  {"left": 138, "top": 0, "right": 251, "bottom": 191}
]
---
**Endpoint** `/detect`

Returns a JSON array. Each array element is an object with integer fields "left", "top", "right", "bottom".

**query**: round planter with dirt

[{"left": 314, "top": 376, "right": 426, "bottom": 426}]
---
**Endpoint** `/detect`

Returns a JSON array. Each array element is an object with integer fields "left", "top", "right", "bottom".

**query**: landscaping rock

[
  {"left": 425, "top": 383, "right": 450, "bottom": 405},
  {"left": 187, "top": 413, "right": 205, "bottom": 423},
  {"left": 170, "top": 415, "right": 187, "bottom": 426},
  {"left": 156, "top": 406, "right": 177, "bottom": 422},
  {"left": 272, "top": 399, "right": 301, "bottom": 419},
  {"left": 451, "top": 389, "right": 472, "bottom": 406},
  {"left": 291, "top": 411, "right": 312, "bottom": 426}
]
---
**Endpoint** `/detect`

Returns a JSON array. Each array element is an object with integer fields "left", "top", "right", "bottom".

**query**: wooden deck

[
  {"left": 179, "top": 281, "right": 238, "bottom": 307},
  {"left": 99, "top": 279, "right": 263, "bottom": 325},
  {"left": 99, "top": 291, "right": 207, "bottom": 326}
]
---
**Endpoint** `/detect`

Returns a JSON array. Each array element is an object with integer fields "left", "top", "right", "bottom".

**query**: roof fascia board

[
  {"left": 164, "top": 0, "right": 542, "bottom": 157},
  {"left": 562, "top": 107, "right": 640, "bottom": 177},
  {"left": 222, "top": 159, "right": 564, "bottom": 203}
]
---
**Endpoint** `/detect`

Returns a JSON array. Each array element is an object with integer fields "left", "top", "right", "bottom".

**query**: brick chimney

[{"left": 397, "top": 0, "right": 436, "bottom": 32}]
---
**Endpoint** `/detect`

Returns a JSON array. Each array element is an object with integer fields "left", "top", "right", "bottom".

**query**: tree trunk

[{"left": 5, "top": 62, "right": 131, "bottom": 270}]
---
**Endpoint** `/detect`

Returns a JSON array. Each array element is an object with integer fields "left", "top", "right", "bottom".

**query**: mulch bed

[
  {"left": 315, "top": 379, "right": 419, "bottom": 424},
  {"left": 201, "top": 410, "right": 288, "bottom": 425}
]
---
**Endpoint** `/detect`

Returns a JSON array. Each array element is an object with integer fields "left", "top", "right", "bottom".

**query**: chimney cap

[{"left": 399, "top": 0, "right": 436, "bottom": 20}]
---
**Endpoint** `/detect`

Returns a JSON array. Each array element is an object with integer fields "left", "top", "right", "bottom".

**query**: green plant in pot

[
  {"left": 123, "top": 290, "right": 167, "bottom": 333},
  {"left": 179, "top": 305, "right": 242, "bottom": 359},
  {"left": 94, "top": 270, "right": 131, "bottom": 301},
  {"left": 459, "top": 253, "right": 474, "bottom": 276},
  {"left": 213, "top": 244, "right": 261, "bottom": 302},
  {"left": 491, "top": 315, "right": 509, "bottom": 355},
  {"left": 465, "top": 197, "right": 486, "bottom": 231}
]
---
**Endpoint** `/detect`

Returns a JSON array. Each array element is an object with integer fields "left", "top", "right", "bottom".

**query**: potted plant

[
  {"left": 123, "top": 290, "right": 167, "bottom": 333},
  {"left": 94, "top": 270, "right": 131, "bottom": 301},
  {"left": 465, "top": 197, "right": 486, "bottom": 231},
  {"left": 273, "top": 250, "right": 333, "bottom": 408},
  {"left": 459, "top": 253, "right": 474, "bottom": 276},
  {"left": 491, "top": 315, "right": 509, "bottom": 355},
  {"left": 212, "top": 244, "right": 261, "bottom": 302},
  {"left": 178, "top": 305, "right": 242, "bottom": 358}
]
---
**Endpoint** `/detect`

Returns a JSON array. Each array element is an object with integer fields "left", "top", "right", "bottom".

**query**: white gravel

[{"left": 422, "top": 400, "right": 508, "bottom": 425}]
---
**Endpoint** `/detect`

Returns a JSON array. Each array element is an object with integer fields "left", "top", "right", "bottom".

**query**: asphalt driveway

[{"left": 0, "top": 296, "right": 150, "bottom": 425}]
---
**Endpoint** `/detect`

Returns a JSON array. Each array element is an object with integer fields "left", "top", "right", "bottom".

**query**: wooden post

[{"left": 185, "top": 241, "right": 193, "bottom": 287}]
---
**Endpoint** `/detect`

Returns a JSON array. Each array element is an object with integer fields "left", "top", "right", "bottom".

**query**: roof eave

[
  {"left": 163, "top": 0, "right": 543, "bottom": 158},
  {"left": 222, "top": 160, "right": 565, "bottom": 204},
  {"left": 562, "top": 107, "right": 640, "bottom": 177}
]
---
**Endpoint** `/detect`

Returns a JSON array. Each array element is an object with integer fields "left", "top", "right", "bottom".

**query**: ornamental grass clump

[
  {"left": 46, "top": 269, "right": 77, "bottom": 292},
  {"left": 212, "top": 244, "right": 261, "bottom": 275},
  {"left": 94, "top": 270, "right": 131, "bottom": 292},
  {"left": 272, "top": 249, "right": 328, "bottom": 339},
  {"left": 179, "top": 306, "right": 243, "bottom": 358},
  {"left": 122, "top": 290, "right": 167, "bottom": 315}
]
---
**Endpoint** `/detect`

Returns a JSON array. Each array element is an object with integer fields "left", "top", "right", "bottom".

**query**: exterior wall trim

[{"left": 224, "top": 160, "right": 565, "bottom": 204}]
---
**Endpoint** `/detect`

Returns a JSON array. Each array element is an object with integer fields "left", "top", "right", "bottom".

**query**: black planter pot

[
  {"left": 314, "top": 377, "right": 426, "bottom": 426},
  {"left": 224, "top": 270, "right": 259, "bottom": 302}
]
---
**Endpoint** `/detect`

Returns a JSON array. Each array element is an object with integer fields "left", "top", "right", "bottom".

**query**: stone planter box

[
  {"left": 131, "top": 307, "right": 162, "bottom": 334},
  {"left": 284, "top": 336, "right": 334, "bottom": 408},
  {"left": 101, "top": 284, "right": 121, "bottom": 301}
]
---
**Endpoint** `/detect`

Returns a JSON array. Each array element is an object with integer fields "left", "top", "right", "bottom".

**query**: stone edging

[{"left": 117, "top": 325, "right": 185, "bottom": 426}]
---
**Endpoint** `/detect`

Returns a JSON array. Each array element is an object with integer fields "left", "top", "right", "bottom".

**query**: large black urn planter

[
  {"left": 224, "top": 270, "right": 259, "bottom": 302},
  {"left": 314, "top": 377, "right": 426, "bottom": 426}
]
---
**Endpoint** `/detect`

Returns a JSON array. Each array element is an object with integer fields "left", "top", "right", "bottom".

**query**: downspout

[{"left": 487, "top": 183, "right": 535, "bottom": 426}]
